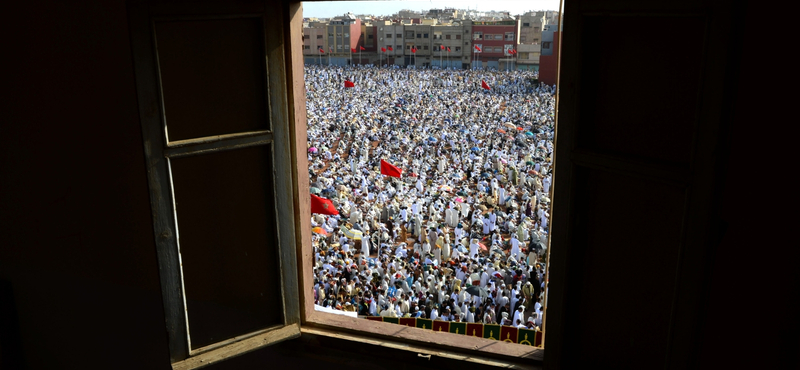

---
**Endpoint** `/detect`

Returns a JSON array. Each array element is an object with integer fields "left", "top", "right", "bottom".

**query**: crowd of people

[{"left": 307, "top": 64, "right": 555, "bottom": 332}]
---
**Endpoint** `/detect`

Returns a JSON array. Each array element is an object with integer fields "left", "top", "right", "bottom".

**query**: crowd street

[{"left": 307, "top": 64, "right": 555, "bottom": 334}]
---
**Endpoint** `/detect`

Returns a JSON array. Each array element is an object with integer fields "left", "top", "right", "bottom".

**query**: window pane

[
  {"left": 170, "top": 145, "right": 283, "bottom": 349},
  {"left": 155, "top": 18, "right": 269, "bottom": 142}
]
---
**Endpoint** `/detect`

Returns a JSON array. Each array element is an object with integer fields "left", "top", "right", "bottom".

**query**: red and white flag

[
  {"left": 344, "top": 80, "right": 355, "bottom": 88},
  {"left": 474, "top": 45, "right": 482, "bottom": 52},
  {"left": 381, "top": 47, "right": 386, "bottom": 52},
  {"left": 481, "top": 80, "right": 491, "bottom": 90},
  {"left": 318, "top": 48, "right": 324, "bottom": 53},
  {"left": 380, "top": 159, "right": 402, "bottom": 178},
  {"left": 311, "top": 194, "right": 338, "bottom": 215}
]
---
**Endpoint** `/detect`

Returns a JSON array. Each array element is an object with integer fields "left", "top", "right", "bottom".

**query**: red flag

[
  {"left": 319, "top": 48, "right": 324, "bottom": 53},
  {"left": 329, "top": 46, "right": 333, "bottom": 53},
  {"left": 344, "top": 80, "right": 355, "bottom": 88},
  {"left": 481, "top": 80, "right": 491, "bottom": 90},
  {"left": 447, "top": 47, "right": 451, "bottom": 52},
  {"left": 311, "top": 194, "right": 338, "bottom": 215},
  {"left": 440, "top": 45, "right": 444, "bottom": 50},
  {"left": 388, "top": 46, "right": 393, "bottom": 51},
  {"left": 474, "top": 45, "right": 481, "bottom": 52},
  {"left": 360, "top": 46, "right": 365, "bottom": 51},
  {"left": 351, "top": 47, "right": 356, "bottom": 53},
  {"left": 381, "top": 47, "right": 386, "bottom": 52},
  {"left": 380, "top": 159, "right": 402, "bottom": 178},
  {"left": 412, "top": 47, "right": 417, "bottom": 53}
]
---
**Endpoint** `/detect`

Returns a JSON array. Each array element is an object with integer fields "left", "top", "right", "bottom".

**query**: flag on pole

[
  {"left": 388, "top": 46, "right": 393, "bottom": 51},
  {"left": 311, "top": 194, "right": 338, "bottom": 215},
  {"left": 319, "top": 48, "right": 324, "bottom": 53},
  {"left": 351, "top": 47, "right": 356, "bottom": 53},
  {"left": 344, "top": 80, "right": 355, "bottom": 88},
  {"left": 412, "top": 47, "right": 417, "bottom": 53},
  {"left": 380, "top": 159, "right": 402, "bottom": 178},
  {"left": 475, "top": 45, "right": 481, "bottom": 52},
  {"left": 329, "top": 46, "right": 333, "bottom": 53},
  {"left": 381, "top": 47, "right": 386, "bottom": 52},
  {"left": 481, "top": 80, "right": 491, "bottom": 90},
  {"left": 360, "top": 46, "right": 365, "bottom": 51},
  {"left": 447, "top": 47, "right": 451, "bottom": 52},
  {"left": 440, "top": 45, "right": 444, "bottom": 50}
]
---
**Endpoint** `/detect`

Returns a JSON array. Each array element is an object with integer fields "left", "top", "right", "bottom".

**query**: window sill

[
  {"left": 171, "top": 324, "right": 300, "bottom": 370},
  {"left": 303, "top": 312, "right": 543, "bottom": 369}
]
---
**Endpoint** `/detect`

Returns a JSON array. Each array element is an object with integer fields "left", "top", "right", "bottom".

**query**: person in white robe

[
  {"left": 510, "top": 234, "right": 521, "bottom": 260},
  {"left": 469, "top": 239, "right": 481, "bottom": 259}
]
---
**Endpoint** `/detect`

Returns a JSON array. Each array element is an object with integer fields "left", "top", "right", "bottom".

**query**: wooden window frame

[
  {"left": 285, "top": 1, "right": 545, "bottom": 368},
  {"left": 128, "top": 1, "right": 301, "bottom": 369}
]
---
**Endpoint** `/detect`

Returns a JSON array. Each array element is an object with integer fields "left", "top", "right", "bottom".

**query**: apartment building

[
  {"left": 302, "top": 22, "right": 327, "bottom": 65},
  {"left": 471, "top": 19, "right": 519, "bottom": 70},
  {"left": 430, "top": 21, "right": 470, "bottom": 69}
]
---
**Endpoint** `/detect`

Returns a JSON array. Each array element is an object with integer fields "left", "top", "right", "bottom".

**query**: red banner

[
  {"left": 398, "top": 318, "right": 416, "bottom": 327},
  {"left": 466, "top": 323, "right": 483, "bottom": 338},
  {"left": 432, "top": 320, "right": 450, "bottom": 333},
  {"left": 500, "top": 326, "right": 518, "bottom": 343}
]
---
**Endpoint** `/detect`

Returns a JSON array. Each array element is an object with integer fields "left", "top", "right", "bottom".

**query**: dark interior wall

[
  {"left": 1, "top": 0, "right": 795, "bottom": 369},
  {"left": 1, "top": 0, "right": 171, "bottom": 368}
]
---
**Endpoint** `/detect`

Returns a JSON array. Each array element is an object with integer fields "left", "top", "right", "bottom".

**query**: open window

[
  {"left": 131, "top": 0, "right": 559, "bottom": 368},
  {"left": 128, "top": 1, "right": 300, "bottom": 368}
]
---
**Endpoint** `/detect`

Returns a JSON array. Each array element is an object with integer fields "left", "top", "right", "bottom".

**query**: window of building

[
  {"left": 423, "top": 33, "right": 428, "bottom": 38},
  {"left": 304, "top": 45, "right": 310, "bottom": 49},
  {"left": 455, "top": 46, "right": 461, "bottom": 51},
  {"left": 344, "top": 33, "right": 349, "bottom": 38},
  {"left": 423, "top": 45, "right": 428, "bottom": 50},
  {"left": 456, "top": 34, "right": 461, "bottom": 39},
  {"left": 543, "top": 41, "right": 551, "bottom": 49},
  {"left": 328, "top": 33, "right": 333, "bottom": 37},
  {"left": 316, "top": 35, "right": 322, "bottom": 39},
  {"left": 473, "top": 31, "right": 482, "bottom": 40},
  {"left": 405, "top": 31, "right": 414, "bottom": 38},
  {"left": 523, "top": 22, "right": 531, "bottom": 27},
  {"left": 416, "top": 33, "right": 421, "bottom": 38},
  {"left": 303, "top": 35, "right": 308, "bottom": 40},
  {"left": 534, "top": 27, "right": 540, "bottom": 33},
  {"left": 495, "top": 34, "right": 503, "bottom": 40},
  {"left": 368, "top": 34, "right": 373, "bottom": 39},
  {"left": 521, "top": 35, "right": 527, "bottom": 42},
  {"left": 534, "top": 38, "right": 539, "bottom": 43},
  {"left": 129, "top": 4, "right": 302, "bottom": 368},
  {"left": 445, "top": 34, "right": 451, "bottom": 39},
  {"left": 337, "top": 44, "right": 342, "bottom": 49},
  {"left": 386, "top": 33, "right": 392, "bottom": 38},
  {"left": 520, "top": 52, "right": 529, "bottom": 59},
  {"left": 397, "top": 33, "right": 402, "bottom": 38},
  {"left": 133, "top": 2, "right": 558, "bottom": 369},
  {"left": 505, "top": 32, "right": 515, "bottom": 40}
]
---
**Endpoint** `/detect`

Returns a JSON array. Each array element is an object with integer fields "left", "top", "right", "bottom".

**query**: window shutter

[{"left": 128, "top": 1, "right": 300, "bottom": 368}]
